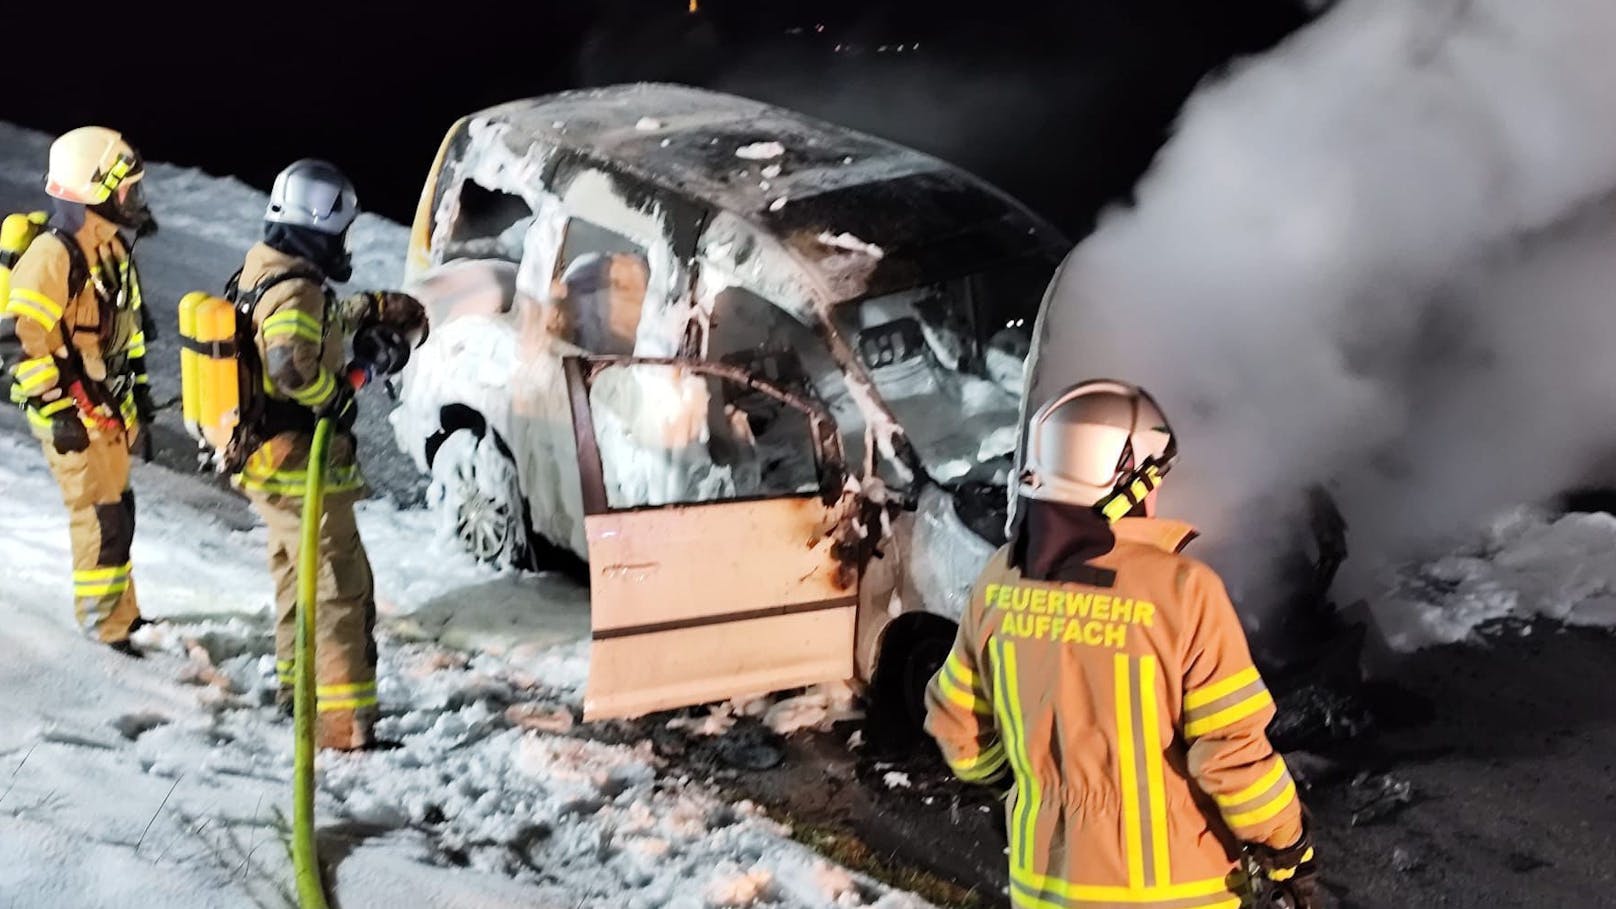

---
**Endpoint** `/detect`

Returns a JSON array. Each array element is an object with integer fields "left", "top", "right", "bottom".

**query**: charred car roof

[{"left": 471, "top": 83, "right": 1069, "bottom": 302}]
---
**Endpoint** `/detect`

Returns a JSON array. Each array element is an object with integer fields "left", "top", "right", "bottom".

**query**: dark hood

[
  {"left": 264, "top": 222, "right": 352, "bottom": 282},
  {"left": 1008, "top": 495, "right": 1118, "bottom": 584}
]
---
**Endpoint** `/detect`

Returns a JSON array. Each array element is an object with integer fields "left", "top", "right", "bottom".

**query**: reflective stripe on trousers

[
  {"left": 41, "top": 431, "right": 141, "bottom": 643},
  {"left": 248, "top": 488, "right": 377, "bottom": 740},
  {"left": 275, "top": 661, "right": 378, "bottom": 713}
]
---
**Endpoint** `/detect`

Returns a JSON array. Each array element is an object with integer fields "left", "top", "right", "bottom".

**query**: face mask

[
  {"left": 90, "top": 180, "right": 156, "bottom": 236},
  {"left": 118, "top": 180, "right": 157, "bottom": 236}
]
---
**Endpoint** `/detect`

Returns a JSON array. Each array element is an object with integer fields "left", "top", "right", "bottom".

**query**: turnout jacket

[
  {"left": 235, "top": 241, "right": 366, "bottom": 497},
  {"left": 925, "top": 517, "right": 1304, "bottom": 909},
  {"left": 5, "top": 210, "right": 148, "bottom": 439}
]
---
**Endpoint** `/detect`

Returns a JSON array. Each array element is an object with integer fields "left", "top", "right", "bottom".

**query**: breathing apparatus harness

[{"left": 179, "top": 267, "right": 416, "bottom": 474}]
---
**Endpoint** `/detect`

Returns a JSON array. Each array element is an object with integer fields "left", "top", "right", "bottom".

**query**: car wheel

[
  {"left": 866, "top": 616, "right": 957, "bottom": 750},
  {"left": 427, "top": 427, "right": 528, "bottom": 568},
  {"left": 898, "top": 631, "right": 954, "bottom": 733}
]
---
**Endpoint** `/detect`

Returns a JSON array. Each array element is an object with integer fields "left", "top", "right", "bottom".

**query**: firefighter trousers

[
  {"left": 41, "top": 430, "right": 143, "bottom": 644},
  {"left": 248, "top": 488, "right": 378, "bottom": 750}
]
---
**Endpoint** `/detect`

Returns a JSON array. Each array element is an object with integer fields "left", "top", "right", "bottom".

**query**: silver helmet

[
  {"left": 1017, "top": 379, "right": 1177, "bottom": 520},
  {"left": 265, "top": 159, "right": 359, "bottom": 235}
]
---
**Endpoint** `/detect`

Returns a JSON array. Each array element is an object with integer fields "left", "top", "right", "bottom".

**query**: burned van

[{"left": 393, "top": 83, "right": 1067, "bottom": 725}]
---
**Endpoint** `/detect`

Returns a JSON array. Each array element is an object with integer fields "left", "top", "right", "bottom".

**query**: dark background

[{"left": 5, "top": 0, "right": 1318, "bottom": 239}]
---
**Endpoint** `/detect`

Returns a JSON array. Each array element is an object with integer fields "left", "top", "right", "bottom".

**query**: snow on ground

[
  {"left": 736, "top": 142, "right": 787, "bottom": 161},
  {"left": 667, "top": 685, "right": 864, "bottom": 741},
  {"left": 1372, "top": 507, "right": 1616, "bottom": 651},
  {"left": 0, "top": 433, "right": 932, "bottom": 909}
]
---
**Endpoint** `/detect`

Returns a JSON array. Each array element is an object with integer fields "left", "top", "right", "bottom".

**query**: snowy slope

[{"left": 0, "top": 431, "right": 932, "bottom": 909}]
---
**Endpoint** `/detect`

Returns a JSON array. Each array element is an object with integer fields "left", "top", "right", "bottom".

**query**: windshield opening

[{"left": 830, "top": 260, "right": 1048, "bottom": 487}]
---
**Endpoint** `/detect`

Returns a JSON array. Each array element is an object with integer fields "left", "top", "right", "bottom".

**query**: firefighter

[
  {"left": 3, "top": 127, "right": 157, "bottom": 655},
  {"left": 925, "top": 379, "right": 1320, "bottom": 909},
  {"left": 233, "top": 159, "right": 424, "bottom": 750}
]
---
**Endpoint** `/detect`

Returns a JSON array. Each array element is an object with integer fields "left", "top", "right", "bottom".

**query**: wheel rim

[{"left": 437, "top": 432, "right": 523, "bottom": 565}]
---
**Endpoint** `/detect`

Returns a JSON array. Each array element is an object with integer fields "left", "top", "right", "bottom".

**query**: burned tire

[
  {"left": 867, "top": 615, "right": 957, "bottom": 750},
  {"left": 427, "top": 426, "right": 529, "bottom": 569},
  {"left": 898, "top": 632, "right": 953, "bottom": 730}
]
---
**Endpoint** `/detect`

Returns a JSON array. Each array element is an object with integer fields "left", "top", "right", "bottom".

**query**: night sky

[{"left": 6, "top": 0, "right": 1314, "bottom": 238}]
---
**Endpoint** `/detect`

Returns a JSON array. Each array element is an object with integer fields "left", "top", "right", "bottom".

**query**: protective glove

[
  {"left": 316, "top": 379, "right": 358, "bottom": 432},
  {"left": 1246, "top": 827, "right": 1320, "bottom": 909},
  {"left": 133, "top": 384, "right": 157, "bottom": 462},
  {"left": 45, "top": 409, "right": 90, "bottom": 455},
  {"left": 351, "top": 321, "right": 412, "bottom": 378},
  {"left": 347, "top": 290, "right": 428, "bottom": 346}
]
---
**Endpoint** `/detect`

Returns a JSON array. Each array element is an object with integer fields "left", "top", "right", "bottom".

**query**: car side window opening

[
  {"left": 587, "top": 364, "right": 825, "bottom": 511},
  {"left": 442, "top": 178, "right": 534, "bottom": 265},
  {"left": 553, "top": 219, "right": 651, "bottom": 356},
  {"left": 705, "top": 286, "right": 871, "bottom": 480},
  {"left": 830, "top": 264, "right": 1045, "bottom": 487}
]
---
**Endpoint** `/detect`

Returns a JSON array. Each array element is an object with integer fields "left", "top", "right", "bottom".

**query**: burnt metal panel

[
  {"left": 563, "top": 355, "right": 610, "bottom": 517},
  {"left": 468, "top": 84, "right": 1066, "bottom": 304}
]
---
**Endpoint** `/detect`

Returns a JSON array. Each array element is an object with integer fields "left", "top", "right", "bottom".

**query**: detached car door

[{"left": 563, "top": 356, "right": 860, "bottom": 721}]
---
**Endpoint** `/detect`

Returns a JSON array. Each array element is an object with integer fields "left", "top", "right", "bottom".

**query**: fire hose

[
  {"left": 291, "top": 411, "right": 334, "bottom": 909},
  {"left": 292, "top": 364, "right": 376, "bottom": 908},
  {"left": 288, "top": 332, "right": 415, "bottom": 908}
]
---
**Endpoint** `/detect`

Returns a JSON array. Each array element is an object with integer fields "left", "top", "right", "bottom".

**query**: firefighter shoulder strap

[{"left": 2, "top": 213, "right": 90, "bottom": 386}]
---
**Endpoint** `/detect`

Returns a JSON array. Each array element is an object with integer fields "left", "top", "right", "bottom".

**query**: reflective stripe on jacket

[
  {"left": 925, "top": 517, "right": 1304, "bottom": 909},
  {"left": 5, "top": 211, "right": 148, "bottom": 441},
  {"left": 234, "top": 242, "right": 364, "bottom": 496}
]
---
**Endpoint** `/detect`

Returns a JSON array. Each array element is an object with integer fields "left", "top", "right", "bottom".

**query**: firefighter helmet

[
  {"left": 266, "top": 159, "right": 359, "bottom": 236},
  {"left": 45, "top": 126, "right": 145, "bottom": 206},
  {"left": 1017, "top": 379, "right": 1178, "bottom": 521}
]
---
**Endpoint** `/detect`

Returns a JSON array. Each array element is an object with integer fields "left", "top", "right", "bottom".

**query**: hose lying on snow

[{"left": 292, "top": 417, "right": 333, "bottom": 909}]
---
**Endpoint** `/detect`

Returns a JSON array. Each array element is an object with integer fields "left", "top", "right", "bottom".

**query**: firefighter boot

[{"left": 317, "top": 704, "right": 377, "bottom": 751}]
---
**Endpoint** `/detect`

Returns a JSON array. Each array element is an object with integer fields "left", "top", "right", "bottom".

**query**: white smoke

[{"left": 1027, "top": 0, "right": 1616, "bottom": 637}]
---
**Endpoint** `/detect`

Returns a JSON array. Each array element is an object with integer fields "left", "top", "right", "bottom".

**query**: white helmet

[
  {"left": 1017, "top": 379, "right": 1178, "bottom": 521},
  {"left": 46, "top": 126, "right": 144, "bottom": 205},
  {"left": 266, "top": 159, "right": 359, "bottom": 235}
]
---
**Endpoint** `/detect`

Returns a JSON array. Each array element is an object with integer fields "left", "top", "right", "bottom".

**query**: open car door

[{"left": 563, "top": 356, "right": 860, "bottom": 721}]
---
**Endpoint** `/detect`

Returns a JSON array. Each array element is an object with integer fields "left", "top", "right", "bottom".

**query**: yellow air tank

[
  {"left": 194, "top": 295, "right": 241, "bottom": 451},
  {"left": 177, "top": 291, "right": 208, "bottom": 441},
  {"left": 0, "top": 212, "right": 48, "bottom": 316}
]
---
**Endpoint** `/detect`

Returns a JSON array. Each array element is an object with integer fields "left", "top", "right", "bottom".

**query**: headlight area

[{"left": 907, "top": 485, "right": 999, "bottom": 624}]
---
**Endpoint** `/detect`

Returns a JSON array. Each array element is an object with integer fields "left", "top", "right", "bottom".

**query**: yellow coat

[{"left": 926, "top": 518, "right": 1304, "bottom": 909}]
